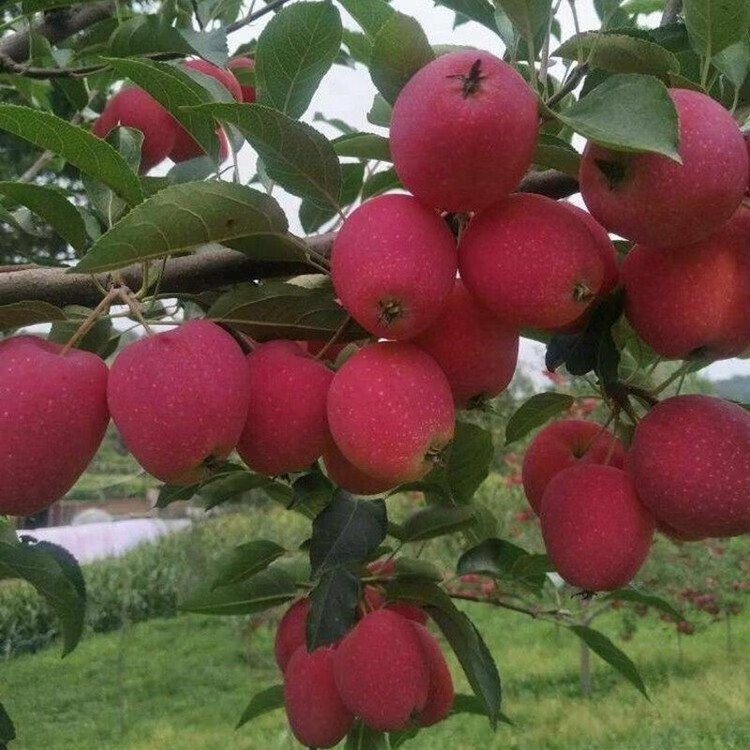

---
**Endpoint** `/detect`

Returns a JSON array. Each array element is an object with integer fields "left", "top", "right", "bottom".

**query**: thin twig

[{"left": 227, "top": 0, "right": 294, "bottom": 34}]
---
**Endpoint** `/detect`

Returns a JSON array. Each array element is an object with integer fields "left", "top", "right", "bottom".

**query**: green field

[{"left": 2, "top": 602, "right": 748, "bottom": 750}]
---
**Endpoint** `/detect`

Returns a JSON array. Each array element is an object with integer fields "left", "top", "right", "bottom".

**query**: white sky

[{"left": 222, "top": 1, "right": 749, "bottom": 383}]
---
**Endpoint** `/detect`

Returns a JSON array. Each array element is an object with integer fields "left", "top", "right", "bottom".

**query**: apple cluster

[
  {"left": 275, "top": 561, "right": 453, "bottom": 747},
  {"left": 92, "top": 57, "right": 255, "bottom": 171}
]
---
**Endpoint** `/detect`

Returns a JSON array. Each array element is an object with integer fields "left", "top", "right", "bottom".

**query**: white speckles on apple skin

[
  {"left": 0, "top": 336, "right": 109, "bottom": 516},
  {"left": 107, "top": 320, "right": 250, "bottom": 485}
]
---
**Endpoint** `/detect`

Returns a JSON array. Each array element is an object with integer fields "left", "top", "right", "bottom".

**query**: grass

[{"left": 1, "top": 603, "right": 748, "bottom": 749}]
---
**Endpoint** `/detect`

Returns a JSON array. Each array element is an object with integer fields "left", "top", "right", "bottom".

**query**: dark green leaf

[
  {"left": 235, "top": 684, "right": 284, "bottom": 729},
  {"left": 713, "top": 39, "right": 750, "bottom": 87},
  {"left": 179, "top": 567, "right": 297, "bottom": 615},
  {"left": 555, "top": 73, "right": 681, "bottom": 160},
  {"left": 346, "top": 723, "right": 390, "bottom": 749},
  {"left": 0, "top": 539, "right": 85, "bottom": 657},
  {"left": 361, "top": 167, "right": 401, "bottom": 198},
  {"left": 307, "top": 566, "right": 362, "bottom": 649},
  {"left": 73, "top": 182, "right": 287, "bottom": 273},
  {"left": 196, "top": 103, "right": 342, "bottom": 208},
  {"left": 385, "top": 579, "right": 502, "bottom": 728},
  {"left": 533, "top": 134, "right": 581, "bottom": 176},
  {"left": 108, "top": 15, "right": 228, "bottom": 65},
  {"left": 333, "top": 132, "right": 392, "bottom": 161},
  {"left": 605, "top": 587, "right": 684, "bottom": 621},
  {"left": 495, "top": 0, "right": 552, "bottom": 44},
  {"left": 256, "top": 1, "right": 343, "bottom": 118},
  {"left": 289, "top": 472, "right": 335, "bottom": 519},
  {"left": 438, "top": 421, "right": 494, "bottom": 504},
  {"left": 0, "top": 183, "right": 87, "bottom": 251},
  {"left": 309, "top": 491, "right": 388, "bottom": 577},
  {"left": 505, "top": 393, "right": 575, "bottom": 445},
  {"left": 457, "top": 538, "right": 549, "bottom": 591},
  {"left": 201, "top": 472, "right": 287, "bottom": 510},
  {"left": 367, "top": 93, "right": 393, "bottom": 126},
  {"left": 338, "top": 0, "right": 396, "bottom": 38},
  {"left": 49, "top": 306, "right": 114, "bottom": 355},
  {"left": 683, "top": 0, "right": 750, "bottom": 57},
  {"left": 370, "top": 12, "right": 435, "bottom": 104},
  {"left": 212, "top": 541, "right": 286, "bottom": 589},
  {"left": 0, "top": 301, "right": 66, "bottom": 332},
  {"left": 393, "top": 557, "right": 444, "bottom": 582},
  {"left": 450, "top": 693, "right": 513, "bottom": 723},
  {"left": 0, "top": 702, "right": 15, "bottom": 745},
  {"left": 299, "top": 162, "right": 364, "bottom": 232},
  {"left": 400, "top": 504, "right": 477, "bottom": 542},
  {"left": 568, "top": 625, "right": 650, "bottom": 699},
  {"left": 208, "top": 282, "right": 366, "bottom": 342},
  {"left": 0, "top": 104, "right": 142, "bottom": 206},
  {"left": 435, "top": 0, "right": 500, "bottom": 33},
  {"left": 554, "top": 32, "right": 679, "bottom": 79},
  {"left": 104, "top": 57, "right": 227, "bottom": 161}
]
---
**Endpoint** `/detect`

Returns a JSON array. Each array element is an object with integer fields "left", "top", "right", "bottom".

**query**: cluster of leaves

[{"left": 0, "top": 0, "right": 749, "bottom": 745}]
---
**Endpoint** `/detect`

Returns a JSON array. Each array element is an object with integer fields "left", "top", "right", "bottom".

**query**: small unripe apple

[
  {"left": 322, "top": 441, "right": 397, "bottom": 496},
  {"left": 390, "top": 50, "right": 538, "bottom": 212},
  {"left": 228, "top": 57, "right": 256, "bottom": 103},
  {"left": 107, "top": 320, "right": 250, "bottom": 485},
  {"left": 522, "top": 419, "right": 626, "bottom": 514},
  {"left": 580, "top": 88, "right": 748, "bottom": 247},
  {"left": 275, "top": 598, "right": 310, "bottom": 673},
  {"left": 621, "top": 209, "right": 750, "bottom": 360},
  {"left": 327, "top": 342, "right": 455, "bottom": 484},
  {"left": 331, "top": 195, "right": 457, "bottom": 340},
  {"left": 413, "top": 280, "right": 519, "bottom": 409},
  {"left": 458, "top": 194, "right": 605, "bottom": 328},
  {"left": 629, "top": 395, "right": 750, "bottom": 538},
  {"left": 237, "top": 341, "right": 333, "bottom": 476},
  {"left": 92, "top": 87, "right": 177, "bottom": 172},
  {"left": 333, "top": 609, "right": 430, "bottom": 731},
  {"left": 540, "top": 465, "right": 655, "bottom": 591},
  {"left": 0, "top": 337, "right": 109, "bottom": 516},
  {"left": 284, "top": 645, "right": 354, "bottom": 748},
  {"left": 413, "top": 623, "right": 454, "bottom": 727}
]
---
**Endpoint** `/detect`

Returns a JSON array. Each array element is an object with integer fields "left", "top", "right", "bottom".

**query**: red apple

[
  {"left": 0, "top": 337, "right": 109, "bottom": 516},
  {"left": 107, "top": 320, "right": 250, "bottom": 485},
  {"left": 228, "top": 57, "right": 256, "bottom": 103},
  {"left": 331, "top": 195, "right": 457, "bottom": 340},
  {"left": 322, "top": 441, "right": 397, "bottom": 496},
  {"left": 275, "top": 598, "right": 310, "bottom": 673},
  {"left": 458, "top": 194, "right": 605, "bottom": 328},
  {"left": 580, "top": 88, "right": 748, "bottom": 247},
  {"left": 327, "top": 342, "right": 455, "bottom": 484},
  {"left": 413, "top": 623, "right": 454, "bottom": 727},
  {"left": 629, "top": 395, "right": 750, "bottom": 538},
  {"left": 390, "top": 50, "right": 538, "bottom": 212}
]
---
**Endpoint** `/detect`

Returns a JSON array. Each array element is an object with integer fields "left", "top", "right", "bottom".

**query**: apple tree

[{"left": 1, "top": 0, "right": 750, "bottom": 745}]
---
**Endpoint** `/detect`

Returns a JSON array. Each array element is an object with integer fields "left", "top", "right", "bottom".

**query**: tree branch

[
  {"left": 227, "top": 0, "right": 295, "bottom": 34},
  {"left": 0, "top": 1, "right": 115, "bottom": 63},
  {"left": 0, "top": 170, "right": 577, "bottom": 309}
]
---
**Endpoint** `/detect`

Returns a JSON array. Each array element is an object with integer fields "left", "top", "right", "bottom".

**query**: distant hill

[{"left": 714, "top": 375, "right": 750, "bottom": 403}]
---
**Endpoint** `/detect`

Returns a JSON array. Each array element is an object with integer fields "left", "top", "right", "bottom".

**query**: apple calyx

[{"left": 447, "top": 58, "right": 486, "bottom": 98}]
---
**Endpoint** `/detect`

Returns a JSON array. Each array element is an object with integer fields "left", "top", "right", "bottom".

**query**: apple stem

[
  {"left": 59, "top": 288, "right": 119, "bottom": 356},
  {"left": 315, "top": 315, "right": 352, "bottom": 362},
  {"left": 117, "top": 288, "right": 154, "bottom": 336}
]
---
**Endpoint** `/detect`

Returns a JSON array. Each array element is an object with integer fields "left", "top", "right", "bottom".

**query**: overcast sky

[{"left": 224, "top": 1, "right": 749, "bottom": 383}]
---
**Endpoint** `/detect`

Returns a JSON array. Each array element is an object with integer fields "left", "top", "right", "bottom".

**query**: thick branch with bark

[{"left": 0, "top": 171, "right": 578, "bottom": 309}]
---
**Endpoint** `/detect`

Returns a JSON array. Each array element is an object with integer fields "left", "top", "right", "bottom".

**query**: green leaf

[
  {"left": 289, "top": 472, "right": 336, "bottom": 519},
  {"left": 0, "top": 539, "right": 85, "bottom": 657},
  {"left": 554, "top": 32, "right": 680, "bottom": 79},
  {"left": 179, "top": 567, "right": 297, "bottom": 615},
  {"left": 568, "top": 625, "right": 650, "bottom": 699},
  {"left": 605, "top": 587, "right": 684, "bottom": 621},
  {"left": 367, "top": 93, "right": 393, "bottom": 126},
  {"left": 0, "top": 702, "right": 15, "bottom": 745},
  {"left": 362, "top": 167, "right": 402, "bottom": 198},
  {"left": 346, "top": 723, "right": 390, "bottom": 749},
  {"left": 505, "top": 392, "right": 575, "bottom": 445},
  {"left": 495, "top": 0, "right": 552, "bottom": 44},
  {"left": 309, "top": 491, "right": 388, "bottom": 577},
  {"left": 196, "top": 103, "right": 342, "bottom": 208},
  {"left": 338, "top": 0, "right": 396, "bottom": 38},
  {"left": 683, "top": 0, "right": 750, "bottom": 58},
  {"left": 385, "top": 579, "right": 502, "bottom": 728},
  {"left": 0, "top": 104, "right": 143, "bottom": 207},
  {"left": 208, "top": 282, "right": 366, "bottom": 342},
  {"left": 256, "top": 1, "right": 343, "bottom": 118},
  {"left": 400, "top": 504, "right": 477, "bottom": 542},
  {"left": 235, "top": 684, "right": 284, "bottom": 729},
  {"left": 21, "top": 0, "right": 102, "bottom": 11},
  {"left": 73, "top": 182, "right": 288, "bottom": 273},
  {"left": 0, "top": 301, "right": 66, "bottom": 332},
  {"left": 457, "top": 538, "right": 549, "bottom": 591},
  {"left": 555, "top": 74, "right": 680, "bottom": 160},
  {"left": 108, "top": 15, "right": 228, "bottom": 65},
  {"left": 105, "top": 57, "right": 228, "bottom": 161},
  {"left": 307, "top": 566, "right": 362, "bottom": 649},
  {"left": 333, "top": 132, "right": 392, "bottom": 161},
  {"left": 434, "top": 0, "right": 500, "bottom": 33},
  {"left": 212, "top": 540, "right": 286, "bottom": 589},
  {"left": 370, "top": 12, "right": 435, "bottom": 104},
  {"left": 342, "top": 29, "right": 373, "bottom": 64},
  {"left": 0, "top": 182, "right": 87, "bottom": 251},
  {"left": 299, "top": 162, "right": 364, "bottom": 233},
  {"left": 713, "top": 39, "right": 750, "bottom": 87},
  {"left": 533, "top": 134, "right": 581, "bottom": 176},
  {"left": 49, "top": 306, "right": 115, "bottom": 355}
]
